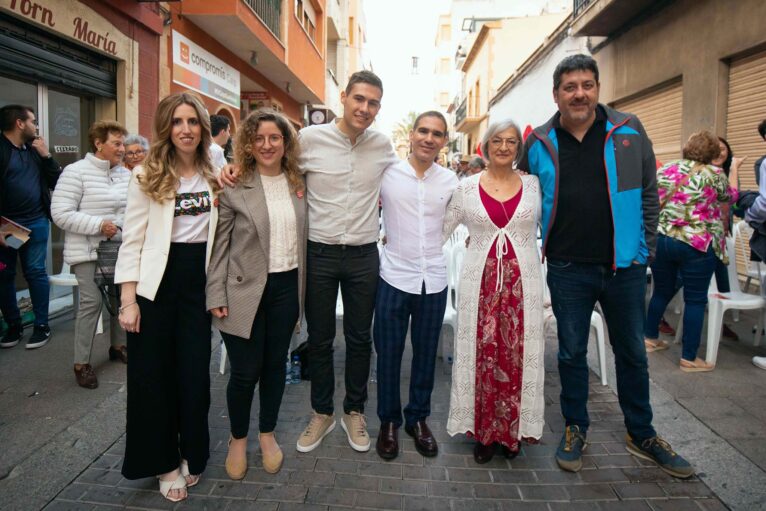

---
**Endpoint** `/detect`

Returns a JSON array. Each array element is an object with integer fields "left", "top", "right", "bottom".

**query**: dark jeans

[
  {"left": 0, "top": 216, "right": 50, "bottom": 326},
  {"left": 122, "top": 243, "right": 211, "bottom": 479},
  {"left": 306, "top": 240, "right": 379, "bottom": 415},
  {"left": 373, "top": 278, "right": 447, "bottom": 428},
  {"left": 646, "top": 235, "right": 717, "bottom": 361},
  {"left": 221, "top": 269, "right": 298, "bottom": 438},
  {"left": 547, "top": 259, "right": 656, "bottom": 442}
]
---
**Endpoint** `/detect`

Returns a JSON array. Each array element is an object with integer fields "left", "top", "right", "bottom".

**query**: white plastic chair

[
  {"left": 734, "top": 221, "right": 766, "bottom": 293},
  {"left": 541, "top": 262, "right": 608, "bottom": 386},
  {"left": 705, "top": 236, "right": 765, "bottom": 365},
  {"left": 49, "top": 261, "right": 79, "bottom": 310},
  {"left": 440, "top": 244, "right": 460, "bottom": 361}
]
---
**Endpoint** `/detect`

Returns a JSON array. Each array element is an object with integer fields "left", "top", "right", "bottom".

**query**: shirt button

[{"left": 236, "top": 276, "right": 243, "bottom": 282}]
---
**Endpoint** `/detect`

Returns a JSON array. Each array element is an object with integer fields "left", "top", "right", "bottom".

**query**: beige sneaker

[
  {"left": 341, "top": 411, "right": 370, "bottom": 452},
  {"left": 296, "top": 411, "right": 336, "bottom": 453}
]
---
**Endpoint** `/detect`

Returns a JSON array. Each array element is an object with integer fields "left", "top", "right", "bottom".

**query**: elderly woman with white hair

[
  {"left": 443, "top": 118, "right": 545, "bottom": 464},
  {"left": 123, "top": 134, "right": 149, "bottom": 171}
]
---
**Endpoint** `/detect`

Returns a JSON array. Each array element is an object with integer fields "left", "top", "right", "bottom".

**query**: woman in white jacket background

[{"left": 51, "top": 120, "right": 130, "bottom": 390}]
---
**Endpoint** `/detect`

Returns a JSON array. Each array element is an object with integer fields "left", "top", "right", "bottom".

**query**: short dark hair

[
  {"left": 758, "top": 119, "right": 766, "bottom": 139},
  {"left": 413, "top": 110, "right": 448, "bottom": 137},
  {"left": 0, "top": 104, "right": 34, "bottom": 132},
  {"left": 345, "top": 70, "right": 383, "bottom": 95},
  {"left": 553, "top": 54, "right": 599, "bottom": 90},
  {"left": 210, "top": 115, "right": 230, "bottom": 137},
  {"left": 88, "top": 120, "right": 128, "bottom": 152}
]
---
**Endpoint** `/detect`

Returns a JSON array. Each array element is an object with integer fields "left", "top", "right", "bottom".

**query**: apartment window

[
  {"left": 473, "top": 79, "right": 480, "bottom": 116},
  {"left": 439, "top": 23, "right": 451, "bottom": 42},
  {"left": 296, "top": 0, "right": 317, "bottom": 42},
  {"left": 439, "top": 92, "right": 449, "bottom": 107},
  {"left": 349, "top": 17, "right": 355, "bottom": 45},
  {"left": 438, "top": 57, "right": 450, "bottom": 75}
]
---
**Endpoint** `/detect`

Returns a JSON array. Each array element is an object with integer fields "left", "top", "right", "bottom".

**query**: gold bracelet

[{"left": 118, "top": 302, "right": 137, "bottom": 314}]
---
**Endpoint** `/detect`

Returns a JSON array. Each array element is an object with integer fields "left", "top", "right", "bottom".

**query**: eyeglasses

[
  {"left": 125, "top": 150, "right": 145, "bottom": 157},
  {"left": 489, "top": 138, "right": 519, "bottom": 149},
  {"left": 254, "top": 134, "right": 284, "bottom": 146}
]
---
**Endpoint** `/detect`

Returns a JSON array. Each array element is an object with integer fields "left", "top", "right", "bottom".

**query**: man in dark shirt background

[
  {"left": 0, "top": 104, "right": 61, "bottom": 350},
  {"left": 520, "top": 55, "right": 693, "bottom": 479}
]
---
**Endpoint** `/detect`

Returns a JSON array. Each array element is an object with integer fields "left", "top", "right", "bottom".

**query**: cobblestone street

[{"left": 42, "top": 327, "right": 725, "bottom": 511}]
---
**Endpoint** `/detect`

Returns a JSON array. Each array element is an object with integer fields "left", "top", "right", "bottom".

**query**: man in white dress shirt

[
  {"left": 209, "top": 115, "right": 230, "bottom": 171},
  {"left": 374, "top": 111, "right": 457, "bottom": 460},
  {"left": 295, "top": 71, "right": 398, "bottom": 454}
]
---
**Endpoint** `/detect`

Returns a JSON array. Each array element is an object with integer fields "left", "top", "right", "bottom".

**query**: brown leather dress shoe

[
  {"left": 404, "top": 420, "right": 438, "bottom": 457},
  {"left": 109, "top": 345, "right": 128, "bottom": 364},
  {"left": 473, "top": 441, "right": 496, "bottom": 464},
  {"left": 74, "top": 364, "right": 98, "bottom": 389},
  {"left": 376, "top": 422, "right": 399, "bottom": 460}
]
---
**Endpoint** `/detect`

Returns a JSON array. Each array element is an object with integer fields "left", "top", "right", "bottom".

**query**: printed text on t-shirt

[{"left": 175, "top": 191, "right": 211, "bottom": 217}]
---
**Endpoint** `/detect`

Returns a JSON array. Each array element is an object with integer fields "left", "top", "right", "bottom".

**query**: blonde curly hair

[
  {"left": 138, "top": 92, "right": 221, "bottom": 202},
  {"left": 234, "top": 109, "right": 304, "bottom": 193}
]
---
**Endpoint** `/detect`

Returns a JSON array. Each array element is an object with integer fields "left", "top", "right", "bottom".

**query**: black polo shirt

[{"left": 546, "top": 106, "right": 613, "bottom": 264}]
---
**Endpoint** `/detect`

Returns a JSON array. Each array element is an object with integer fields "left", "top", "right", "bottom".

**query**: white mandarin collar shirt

[
  {"left": 379, "top": 159, "right": 459, "bottom": 294},
  {"left": 298, "top": 121, "right": 398, "bottom": 245}
]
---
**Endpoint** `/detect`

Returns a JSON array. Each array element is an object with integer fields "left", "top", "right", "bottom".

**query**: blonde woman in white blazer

[{"left": 114, "top": 93, "right": 220, "bottom": 504}]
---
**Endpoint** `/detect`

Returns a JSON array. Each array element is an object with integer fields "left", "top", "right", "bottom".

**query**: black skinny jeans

[
  {"left": 305, "top": 241, "right": 379, "bottom": 415},
  {"left": 221, "top": 269, "right": 298, "bottom": 438}
]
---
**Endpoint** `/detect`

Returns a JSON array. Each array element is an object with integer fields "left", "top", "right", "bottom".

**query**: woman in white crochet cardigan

[
  {"left": 443, "top": 118, "right": 545, "bottom": 464},
  {"left": 51, "top": 120, "right": 130, "bottom": 389}
]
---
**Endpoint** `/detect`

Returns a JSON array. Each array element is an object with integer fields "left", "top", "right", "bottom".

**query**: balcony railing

[
  {"left": 573, "top": 0, "right": 593, "bottom": 17},
  {"left": 455, "top": 99, "right": 467, "bottom": 126},
  {"left": 243, "top": 0, "right": 282, "bottom": 38}
]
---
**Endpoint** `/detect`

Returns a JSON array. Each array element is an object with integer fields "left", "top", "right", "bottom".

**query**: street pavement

[{"left": 2, "top": 305, "right": 752, "bottom": 511}]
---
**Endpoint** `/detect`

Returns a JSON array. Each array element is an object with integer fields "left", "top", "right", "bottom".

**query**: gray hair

[
  {"left": 480, "top": 118, "right": 523, "bottom": 166},
  {"left": 124, "top": 134, "right": 149, "bottom": 150},
  {"left": 468, "top": 156, "right": 485, "bottom": 170}
]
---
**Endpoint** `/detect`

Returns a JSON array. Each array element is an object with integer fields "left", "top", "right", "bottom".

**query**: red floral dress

[{"left": 473, "top": 184, "right": 527, "bottom": 451}]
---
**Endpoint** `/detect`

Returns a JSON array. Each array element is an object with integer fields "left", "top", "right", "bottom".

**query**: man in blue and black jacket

[{"left": 519, "top": 54, "right": 693, "bottom": 479}]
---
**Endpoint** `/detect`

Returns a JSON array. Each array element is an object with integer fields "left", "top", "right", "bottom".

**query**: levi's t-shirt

[{"left": 171, "top": 172, "right": 211, "bottom": 243}]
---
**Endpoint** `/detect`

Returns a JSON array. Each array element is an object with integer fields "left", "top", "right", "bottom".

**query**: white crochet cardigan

[{"left": 442, "top": 173, "right": 546, "bottom": 441}]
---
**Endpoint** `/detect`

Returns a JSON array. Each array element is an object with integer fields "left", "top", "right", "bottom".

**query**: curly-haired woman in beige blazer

[{"left": 207, "top": 109, "right": 306, "bottom": 480}]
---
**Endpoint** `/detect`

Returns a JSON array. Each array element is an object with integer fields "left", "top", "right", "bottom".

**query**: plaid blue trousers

[{"left": 373, "top": 278, "right": 448, "bottom": 427}]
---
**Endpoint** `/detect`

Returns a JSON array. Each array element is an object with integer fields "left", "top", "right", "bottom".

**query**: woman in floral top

[{"left": 644, "top": 131, "right": 738, "bottom": 372}]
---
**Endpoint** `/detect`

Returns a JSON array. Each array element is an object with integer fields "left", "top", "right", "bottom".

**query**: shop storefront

[{"left": 0, "top": 0, "right": 160, "bottom": 293}]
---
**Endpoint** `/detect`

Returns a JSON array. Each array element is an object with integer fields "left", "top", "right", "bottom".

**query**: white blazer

[{"left": 114, "top": 166, "right": 219, "bottom": 301}]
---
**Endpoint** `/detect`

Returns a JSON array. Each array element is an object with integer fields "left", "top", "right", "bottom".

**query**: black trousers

[
  {"left": 122, "top": 243, "right": 211, "bottom": 480},
  {"left": 221, "top": 269, "right": 298, "bottom": 438},
  {"left": 306, "top": 240, "right": 379, "bottom": 415}
]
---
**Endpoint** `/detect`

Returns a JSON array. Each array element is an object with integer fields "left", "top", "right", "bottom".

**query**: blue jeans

[
  {"left": 547, "top": 259, "right": 655, "bottom": 442},
  {"left": 0, "top": 216, "right": 50, "bottom": 326},
  {"left": 373, "top": 278, "right": 447, "bottom": 427},
  {"left": 646, "top": 235, "right": 717, "bottom": 361}
]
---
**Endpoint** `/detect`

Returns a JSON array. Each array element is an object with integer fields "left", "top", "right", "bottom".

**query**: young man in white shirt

[
  {"left": 296, "top": 71, "right": 398, "bottom": 454},
  {"left": 374, "top": 111, "right": 457, "bottom": 460},
  {"left": 209, "top": 115, "right": 230, "bottom": 171}
]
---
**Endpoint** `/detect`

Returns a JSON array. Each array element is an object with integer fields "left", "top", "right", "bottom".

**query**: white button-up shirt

[
  {"left": 299, "top": 121, "right": 398, "bottom": 245},
  {"left": 379, "top": 159, "right": 459, "bottom": 294}
]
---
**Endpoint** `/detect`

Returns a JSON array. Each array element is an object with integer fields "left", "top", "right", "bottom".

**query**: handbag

[{"left": 94, "top": 237, "right": 121, "bottom": 316}]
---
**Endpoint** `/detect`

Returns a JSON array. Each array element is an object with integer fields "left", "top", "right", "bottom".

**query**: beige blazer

[
  {"left": 114, "top": 167, "right": 219, "bottom": 301},
  {"left": 206, "top": 172, "right": 307, "bottom": 339}
]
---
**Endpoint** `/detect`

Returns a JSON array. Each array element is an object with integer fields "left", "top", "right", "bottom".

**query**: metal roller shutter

[
  {"left": 0, "top": 13, "right": 116, "bottom": 98},
  {"left": 613, "top": 81, "right": 683, "bottom": 166},
  {"left": 726, "top": 50, "right": 766, "bottom": 281},
  {"left": 726, "top": 50, "right": 766, "bottom": 192}
]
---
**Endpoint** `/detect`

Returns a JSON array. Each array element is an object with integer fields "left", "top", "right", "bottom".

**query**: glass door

[{"left": 46, "top": 88, "right": 94, "bottom": 286}]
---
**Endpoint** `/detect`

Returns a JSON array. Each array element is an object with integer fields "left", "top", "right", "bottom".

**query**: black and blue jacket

[{"left": 519, "top": 104, "right": 659, "bottom": 269}]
